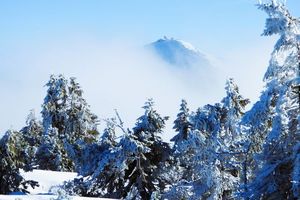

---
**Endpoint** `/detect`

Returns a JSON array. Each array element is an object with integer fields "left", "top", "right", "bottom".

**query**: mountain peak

[{"left": 149, "top": 37, "right": 208, "bottom": 67}]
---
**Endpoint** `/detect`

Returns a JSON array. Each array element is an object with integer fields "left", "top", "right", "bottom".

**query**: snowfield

[
  {"left": 21, "top": 169, "right": 77, "bottom": 195},
  {"left": 0, "top": 170, "right": 115, "bottom": 200}
]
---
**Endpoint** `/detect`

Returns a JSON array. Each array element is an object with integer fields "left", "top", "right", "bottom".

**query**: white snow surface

[
  {"left": 0, "top": 170, "right": 115, "bottom": 200},
  {"left": 21, "top": 169, "right": 77, "bottom": 195}
]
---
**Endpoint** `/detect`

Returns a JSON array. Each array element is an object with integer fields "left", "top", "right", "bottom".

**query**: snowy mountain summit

[{"left": 149, "top": 36, "right": 209, "bottom": 67}]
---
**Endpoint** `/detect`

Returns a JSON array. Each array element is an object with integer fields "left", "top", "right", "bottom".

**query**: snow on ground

[
  {"left": 21, "top": 169, "right": 77, "bottom": 195},
  {"left": 0, "top": 170, "right": 116, "bottom": 200}
]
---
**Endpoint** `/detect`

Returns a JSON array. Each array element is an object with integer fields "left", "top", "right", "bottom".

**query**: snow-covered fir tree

[
  {"left": 0, "top": 130, "right": 38, "bottom": 194},
  {"left": 36, "top": 127, "right": 65, "bottom": 171},
  {"left": 36, "top": 75, "right": 70, "bottom": 171},
  {"left": 172, "top": 99, "right": 192, "bottom": 143},
  {"left": 64, "top": 126, "right": 135, "bottom": 198},
  {"left": 65, "top": 99, "right": 171, "bottom": 199},
  {"left": 221, "top": 78, "right": 250, "bottom": 148},
  {"left": 124, "top": 99, "right": 171, "bottom": 199},
  {"left": 195, "top": 103, "right": 235, "bottom": 199},
  {"left": 19, "top": 110, "right": 43, "bottom": 168},
  {"left": 243, "top": 0, "right": 300, "bottom": 199},
  {"left": 166, "top": 79, "right": 249, "bottom": 199},
  {"left": 164, "top": 103, "right": 224, "bottom": 199},
  {"left": 63, "top": 77, "right": 99, "bottom": 173},
  {"left": 42, "top": 74, "right": 69, "bottom": 136},
  {"left": 219, "top": 78, "right": 250, "bottom": 197},
  {"left": 65, "top": 77, "right": 99, "bottom": 144},
  {"left": 169, "top": 100, "right": 195, "bottom": 183},
  {"left": 37, "top": 75, "right": 99, "bottom": 172},
  {"left": 21, "top": 110, "right": 43, "bottom": 147},
  {"left": 38, "top": 74, "right": 73, "bottom": 171},
  {"left": 99, "top": 118, "right": 117, "bottom": 149},
  {"left": 75, "top": 118, "right": 117, "bottom": 177}
]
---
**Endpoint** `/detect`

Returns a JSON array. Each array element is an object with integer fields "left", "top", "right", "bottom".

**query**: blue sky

[
  {"left": 1, "top": 0, "right": 299, "bottom": 52},
  {"left": 0, "top": 0, "right": 299, "bottom": 140}
]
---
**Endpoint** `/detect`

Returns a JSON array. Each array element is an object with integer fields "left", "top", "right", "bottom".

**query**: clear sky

[
  {"left": 0, "top": 0, "right": 299, "bottom": 51},
  {"left": 0, "top": 0, "right": 299, "bottom": 140}
]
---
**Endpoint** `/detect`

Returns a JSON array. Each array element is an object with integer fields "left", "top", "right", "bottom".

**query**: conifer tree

[
  {"left": 66, "top": 99, "right": 171, "bottom": 199},
  {"left": 75, "top": 118, "right": 117, "bottom": 177},
  {"left": 0, "top": 130, "right": 38, "bottom": 194},
  {"left": 244, "top": 1, "right": 300, "bottom": 198},
  {"left": 122, "top": 99, "right": 171, "bottom": 199},
  {"left": 218, "top": 78, "right": 250, "bottom": 198},
  {"left": 167, "top": 80, "right": 249, "bottom": 199},
  {"left": 170, "top": 100, "right": 194, "bottom": 182},
  {"left": 165, "top": 103, "right": 225, "bottom": 199},
  {"left": 172, "top": 99, "right": 192, "bottom": 143},
  {"left": 42, "top": 74, "right": 68, "bottom": 136},
  {"left": 38, "top": 75, "right": 99, "bottom": 172},
  {"left": 38, "top": 74, "right": 72, "bottom": 171},
  {"left": 36, "top": 127, "right": 64, "bottom": 171},
  {"left": 63, "top": 77, "right": 99, "bottom": 173},
  {"left": 20, "top": 110, "right": 43, "bottom": 168},
  {"left": 65, "top": 77, "right": 99, "bottom": 144},
  {"left": 221, "top": 78, "right": 250, "bottom": 147},
  {"left": 99, "top": 118, "right": 117, "bottom": 149}
]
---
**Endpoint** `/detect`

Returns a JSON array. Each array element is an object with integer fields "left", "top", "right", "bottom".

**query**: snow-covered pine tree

[
  {"left": 21, "top": 110, "right": 43, "bottom": 146},
  {"left": 63, "top": 77, "right": 99, "bottom": 173},
  {"left": 63, "top": 115, "right": 128, "bottom": 198},
  {"left": 169, "top": 100, "right": 194, "bottom": 182},
  {"left": 75, "top": 118, "right": 117, "bottom": 177},
  {"left": 42, "top": 74, "right": 68, "bottom": 136},
  {"left": 20, "top": 110, "right": 43, "bottom": 168},
  {"left": 166, "top": 80, "right": 249, "bottom": 199},
  {"left": 65, "top": 77, "right": 99, "bottom": 144},
  {"left": 172, "top": 99, "right": 192, "bottom": 143},
  {"left": 65, "top": 131, "right": 134, "bottom": 198},
  {"left": 38, "top": 74, "right": 73, "bottom": 171},
  {"left": 194, "top": 103, "right": 234, "bottom": 200},
  {"left": 291, "top": 41, "right": 300, "bottom": 198},
  {"left": 99, "top": 118, "right": 117, "bottom": 149},
  {"left": 38, "top": 75, "right": 99, "bottom": 172},
  {"left": 35, "top": 127, "right": 64, "bottom": 171},
  {"left": 221, "top": 78, "right": 250, "bottom": 148},
  {"left": 123, "top": 99, "right": 171, "bottom": 199},
  {"left": 245, "top": 0, "right": 300, "bottom": 199},
  {"left": 173, "top": 103, "right": 228, "bottom": 199},
  {"left": 70, "top": 99, "right": 170, "bottom": 199},
  {"left": 0, "top": 130, "right": 38, "bottom": 194},
  {"left": 240, "top": 0, "right": 300, "bottom": 190},
  {"left": 219, "top": 78, "right": 250, "bottom": 197},
  {"left": 164, "top": 103, "right": 223, "bottom": 199}
]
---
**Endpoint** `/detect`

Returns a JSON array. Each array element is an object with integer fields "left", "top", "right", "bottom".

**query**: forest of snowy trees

[{"left": 0, "top": 1, "right": 299, "bottom": 199}]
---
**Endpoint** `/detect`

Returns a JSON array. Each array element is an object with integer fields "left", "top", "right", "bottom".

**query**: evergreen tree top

[
  {"left": 258, "top": 0, "right": 299, "bottom": 37},
  {"left": 69, "top": 77, "right": 83, "bottom": 97},
  {"left": 257, "top": 0, "right": 300, "bottom": 82},
  {"left": 134, "top": 99, "right": 168, "bottom": 135},
  {"left": 44, "top": 74, "right": 68, "bottom": 100},
  {"left": 179, "top": 99, "right": 188, "bottom": 113},
  {"left": 222, "top": 78, "right": 250, "bottom": 117},
  {"left": 171, "top": 99, "right": 191, "bottom": 142},
  {"left": 100, "top": 118, "right": 117, "bottom": 148},
  {"left": 25, "top": 109, "right": 37, "bottom": 126}
]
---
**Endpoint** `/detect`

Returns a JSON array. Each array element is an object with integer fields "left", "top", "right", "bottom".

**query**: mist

[{"left": 0, "top": 36, "right": 271, "bottom": 141}]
